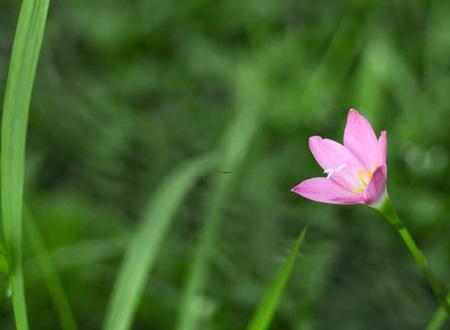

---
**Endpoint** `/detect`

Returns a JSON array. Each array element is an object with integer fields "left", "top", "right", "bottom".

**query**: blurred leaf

[
  {"left": 0, "top": 254, "right": 8, "bottom": 274},
  {"left": 103, "top": 154, "right": 216, "bottom": 330},
  {"left": 29, "top": 237, "right": 126, "bottom": 278},
  {"left": 425, "top": 294, "right": 450, "bottom": 330},
  {"left": 176, "top": 66, "right": 266, "bottom": 330},
  {"left": 246, "top": 227, "right": 308, "bottom": 330},
  {"left": 295, "top": 1, "right": 372, "bottom": 121},
  {"left": 25, "top": 211, "right": 78, "bottom": 330},
  {"left": 1, "top": 0, "right": 49, "bottom": 329}
]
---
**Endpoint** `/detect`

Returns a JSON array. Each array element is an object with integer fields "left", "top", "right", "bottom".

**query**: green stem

[
  {"left": 373, "top": 193, "right": 450, "bottom": 317},
  {"left": 426, "top": 294, "right": 450, "bottom": 330}
]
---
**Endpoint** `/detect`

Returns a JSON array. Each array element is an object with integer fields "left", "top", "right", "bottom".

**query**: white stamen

[
  {"left": 336, "top": 163, "right": 347, "bottom": 172},
  {"left": 323, "top": 169, "right": 333, "bottom": 179},
  {"left": 323, "top": 163, "right": 346, "bottom": 179}
]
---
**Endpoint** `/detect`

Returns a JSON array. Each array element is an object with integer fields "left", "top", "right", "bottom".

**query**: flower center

[{"left": 353, "top": 169, "right": 374, "bottom": 193}]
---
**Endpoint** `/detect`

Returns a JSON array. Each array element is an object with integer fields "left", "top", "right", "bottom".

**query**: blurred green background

[{"left": 1, "top": 0, "right": 450, "bottom": 329}]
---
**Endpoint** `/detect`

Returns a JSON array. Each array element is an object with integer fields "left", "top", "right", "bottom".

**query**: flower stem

[{"left": 373, "top": 194, "right": 450, "bottom": 317}]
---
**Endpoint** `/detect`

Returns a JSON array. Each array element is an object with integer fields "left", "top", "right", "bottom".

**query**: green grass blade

[
  {"left": 176, "top": 67, "right": 265, "bottom": 330},
  {"left": 1, "top": 0, "right": 50, "bottom": 329},
  {"left": 0, "top": 252, "right": 8, "bottom": 274},
  {"left": 29, "top": 237, "right": 126, "bottom": 278},
  {"left": 246, "top": 227, "right": 308, "bottom": 330},
  {"left": 25, "top": 211, "right": 78, "bottom": 330},
  {"left": 102, "top": 155, "right": 216, "bottom": 330},
  {"left": 425, "top": 294, "right": 450, "bottom": 330}
]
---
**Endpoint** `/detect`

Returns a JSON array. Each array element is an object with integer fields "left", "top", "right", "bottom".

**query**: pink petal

[
  {"left": 364, "top": 167, "right": 386, "bottom": 205},
  {"left": 343, "top": 109, "right": 379, "bottom": 170},
  {"left": 308, "top": 136, "right": 364, "bottom": 192},
  {"left": 292, "top": 178, "right": 365, "bottom": 205},
  {"left": 376, "top": 130, "right": 388, "bottom": 168}
]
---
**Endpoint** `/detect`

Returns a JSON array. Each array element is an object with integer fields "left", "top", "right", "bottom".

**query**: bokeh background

[{"left": 1, "top": 0, "right": 450, "bottom": 329}]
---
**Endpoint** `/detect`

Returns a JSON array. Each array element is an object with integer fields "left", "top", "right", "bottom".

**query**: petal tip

[
  {"left": 291, "top": 182, "right": 305, "bottom": 194},
  {"left": 308, "top": 135, "right": 322, "bottom": 142},
  {"left": 348, "top": 108, "right": 360, "bottom": 116},
  {"left": 308, "top": 135, "right": 322, "bottom": 148}
]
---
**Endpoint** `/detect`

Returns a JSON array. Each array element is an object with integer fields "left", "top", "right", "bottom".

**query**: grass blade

[
  {"left": 1, "top": 0, "right": 50, "bottom": 329},
  {"left": 176, "top": 67, "right": 266, "bottom": 330},
  {"left": 25, "top": 211, "right": 78, "bottom": 330},
  {"left": 246, "top": 227, "right": 308, "bottom": 330},
  {"left": 29, "top": 237, "right": 126, "bottom": 278},
  {"left": 103, "top": 155, "right": 216, "bottom": 330},
  {"left": 425, "top": 294, "right": 450, "bottom": 330}
]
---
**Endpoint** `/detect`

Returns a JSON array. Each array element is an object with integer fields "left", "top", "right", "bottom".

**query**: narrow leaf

[
  {"left": 103, "top": 155, "right": 216, "bottom": 330},
  {"left": 425, "top": 295, "right": 450, "bottom": 330},
  {"left": 25, "top": 212, "right": 78, "bottom": 330},
  {"left": 176, "top": 67, "right": 265, "bottom": 330},
  {"left": 1, "top": 0, "right": 50, "bottom": 329},
  {"left": 246, "top": 227, "right": 308, "bottom": 330}
]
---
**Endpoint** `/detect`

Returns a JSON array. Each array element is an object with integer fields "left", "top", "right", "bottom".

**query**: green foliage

[
  {"left": 426, "top": 295, "right": 450, "bottom": 330},
  {"left": 246, "top": 227, "right": 307, "bottom": 330},
  {"left": 1, "top": 0, "right": 49, "bottom": 329},
  {"left": 104, "top": 155, "right": 215, "bottom": 330},
  {"left": 25, "top": 211, "right": 78, "bottom": 330},
  {"left": 0, "top": 0, "right": 449, "bottom": 329},
  {"left": 176, "top": 66, "right": 268, "bottom": 330}
]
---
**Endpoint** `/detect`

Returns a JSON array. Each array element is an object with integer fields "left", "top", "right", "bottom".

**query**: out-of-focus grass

[
  {"left": 0, "top": 0, "right": 449, "bottom": 329},
  {"left": 426, "top": 295, "right": 450, "bottom": 330},
  {"left": 103, "top": 155, "right": 215, "bottom": 330},
  {"left": 1, "top": 0, "right": 49, "bottom": 329},
  {"left": 25, "top": 211, "right": 78, "bottom": 330},
  {"left": 246, "top": 227, "right": 307, "bottom": 330},
  {"left": 176, "top": 67, "right": 266, "bottom": 330}
]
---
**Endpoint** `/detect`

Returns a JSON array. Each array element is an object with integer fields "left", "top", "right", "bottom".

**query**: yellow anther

[
  {"left": 353, "top": 169, "right": 374, "bottom": 194},
  {"left": 358, "top": 170, "right": 368, "bottom": 187}
]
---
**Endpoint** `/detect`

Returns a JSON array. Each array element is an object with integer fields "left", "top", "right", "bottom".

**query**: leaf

[
  {"left": 246, "top": 227, "right": 308, "bottom": 330},
  {"left": 1, "top": 0, "right": 50, "bottom": 329},
  {"left": 425, "top": 294, "right": 450, "bottom": 330},
  {"left": 176, "top": 67, "right": 266, "bottom": 330},
  {"left": 0, "top": 253, "right": 8, "bottom": 275},
  {"left": 25, "top": 211, "right": 78, "bottom": 330},
  {"left": 102, "top": 155, "right": 216, "bottom": 330}
]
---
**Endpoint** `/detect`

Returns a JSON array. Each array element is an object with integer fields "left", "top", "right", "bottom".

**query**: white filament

[{"left": 324, "top": 163, "right": 346, "bottom": 179}]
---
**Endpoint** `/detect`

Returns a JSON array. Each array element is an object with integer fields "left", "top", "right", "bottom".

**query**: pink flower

[{"left": 292, "top": 109, "right": 388, "bottom": 205}]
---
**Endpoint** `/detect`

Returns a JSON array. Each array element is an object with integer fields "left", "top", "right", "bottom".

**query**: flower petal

[
  {"left": 364, "top": 167, "right": 386, "bottom": 205},
  {"left": 343, "top": 109, "right": 379, "bottom": 170},
  {"left": 377, "top": 130, "right": 388, "bottom": 168},
  {"left": 308, "top": 136, "right": 364, "bottom": 192},
  {"left": 292, "top": 178, "right": 364, "bottom": 205}
]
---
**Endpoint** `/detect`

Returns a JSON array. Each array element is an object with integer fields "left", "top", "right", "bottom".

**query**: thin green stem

[
  {"left": 425, "top": 294, "right": 450, "bottom": 330},
  {"left": 373, "top": 194, "right": 450, "bottom": 317}
]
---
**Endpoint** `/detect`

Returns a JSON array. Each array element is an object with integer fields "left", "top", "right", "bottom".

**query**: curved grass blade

[
  {"left": 425, "top": 294, "right": 450, "bottom": 330},
  {"left": 1, "top": 0, "right": 50, "bottom": 329},
  {"left": 176, "top": 67, "right": 265, "bottom": 330},
  {"left": 25, "top": 211, "right": 78, "bottom": 330},
  {"left": 103, "top": 155, "right": 216, "bottom": 330},
  {"left": 246, "top": 227, "right": 308, "bottom": 330},
  {"left": 28, "top": 237, "right": 126, "bottom": 279}
]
